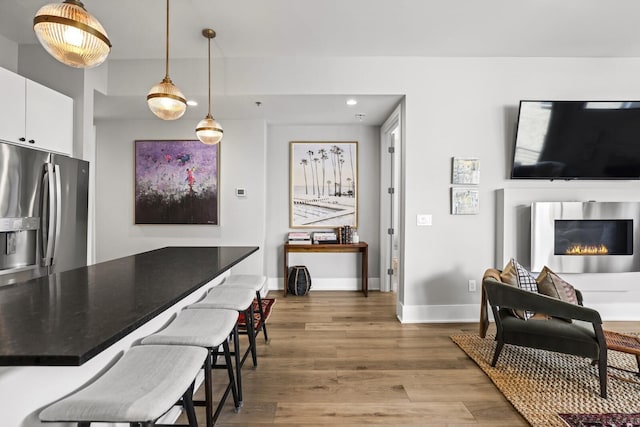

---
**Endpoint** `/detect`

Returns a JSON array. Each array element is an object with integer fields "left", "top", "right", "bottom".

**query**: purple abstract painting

[{"left": 135, "top": 140, "right": 218, "bottom": 224}]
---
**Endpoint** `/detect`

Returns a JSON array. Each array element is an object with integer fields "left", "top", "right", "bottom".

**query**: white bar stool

[
  {"left": 39, "top": 345, "right": 207, "bottom": 427},
  {"left": 188, "top": 286, "right": 257, "bottom": 405},
  {"left": 221, "top": 274, "right": 269, "bottom": 342},
  {"left": 140, "top": 308, "right": 240, "bottom": 427}
]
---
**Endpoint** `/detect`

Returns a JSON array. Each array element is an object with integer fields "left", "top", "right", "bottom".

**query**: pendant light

[
  {"left": 33, "top": 0, "right": 111, "bottom": 68},
  {"left": 196, "top": 29, "right": 224, "bottom": 145},
  {"left": 147, "top": 0, "right": 187, "bottom": 121}
]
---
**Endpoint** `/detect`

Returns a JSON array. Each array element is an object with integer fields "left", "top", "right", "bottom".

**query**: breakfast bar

[{"left": 0, "top": 246, "right": 258, "bottom": 426}]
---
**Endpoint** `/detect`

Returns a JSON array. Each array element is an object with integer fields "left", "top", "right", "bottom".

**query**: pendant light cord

[
  {"left": 165, "top": 0, "right": 170, "bottom": 79},
  {"left": 207, "top": 36, "right": 212, "bottom": 116}
]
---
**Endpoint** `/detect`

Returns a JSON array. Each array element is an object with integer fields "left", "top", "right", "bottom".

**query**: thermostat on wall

[{"left": 236, "top": 188, "right": 246, "bottom": 197}]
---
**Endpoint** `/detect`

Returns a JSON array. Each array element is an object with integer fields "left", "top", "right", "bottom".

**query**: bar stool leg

[
  {"left": 212, "top": 339, "right": 240, "bottom": 419},
  {"left": 248, "top": 304, "right": 258, "bottom": 367},
  {"left": 182, "top": 382, "right": 198, "bottom": 427},
  {"left": 223, "top": 340, "right": 240, "bottom": 409},
  {"left": 232, "top": 323, "right": 243, "bottom": 405},
  {"left": 255, "top": 291, "right": 268, "bottom": 342},
  {"left": 203, "top": 352, "right": 213, "bottom": 427},
  {"left": 241, "top": 305, "right": 258, "bottom": 368}
]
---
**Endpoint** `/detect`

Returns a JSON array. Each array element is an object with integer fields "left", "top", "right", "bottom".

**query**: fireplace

[
  {"left": 554, "top": 219, "right": 633, "bottom": 256},
  {"left": 531, "top": 202, "right": 640, "bottom": 273}
]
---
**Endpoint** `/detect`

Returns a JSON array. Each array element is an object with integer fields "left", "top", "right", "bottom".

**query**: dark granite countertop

[{"left": 0, "top": 246, "right": 258, "bottom": 366}]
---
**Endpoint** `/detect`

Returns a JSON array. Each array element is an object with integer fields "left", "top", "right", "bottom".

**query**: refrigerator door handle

[
  {"left": 52, "top": 164, "right": 62, "bottom": 266},
  {"left": 41, "top": 163, "right": 56, "bottom": 267}
]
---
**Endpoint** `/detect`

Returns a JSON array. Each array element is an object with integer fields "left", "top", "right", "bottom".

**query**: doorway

[{"left": 379, "top": 104, "right": 403, "bottom": 294}]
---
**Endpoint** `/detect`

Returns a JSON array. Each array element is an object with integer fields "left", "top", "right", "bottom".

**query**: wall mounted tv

[{"left": 511, "top": 100, "right": 640, "bottom": 180}]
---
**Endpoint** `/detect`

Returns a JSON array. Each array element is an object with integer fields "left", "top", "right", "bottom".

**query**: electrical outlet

[{"left": 468, "top": 279, "right": 477, "bottom": 292}]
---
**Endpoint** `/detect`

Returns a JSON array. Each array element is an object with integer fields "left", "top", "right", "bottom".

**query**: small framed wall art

[
  {"left": 452, "top": 157, "right": 480, "bottom": 185},
  {"left": 289, "top": 141, "right": 358, "bottom": 228},
  {"left": 134, "top": 139, "right": 219, "bottom": 224},
  {"left": 451, "top": 187, "right": 480, "bottom": 215}
]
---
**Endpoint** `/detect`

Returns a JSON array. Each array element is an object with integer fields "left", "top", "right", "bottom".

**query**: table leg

[
  {"left": 283, "top": 247, "right": 288, "bottom": 297},
  {"left": 362, "top": 246, "right": 368, "bottom": 297}
]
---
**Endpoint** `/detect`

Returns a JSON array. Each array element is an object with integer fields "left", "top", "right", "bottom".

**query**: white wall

[
  {"left": 265, "top": 124, "right": 381, "bottom": 291},
  {"left": 94, "top": 118, "right": 267, "bottom": 274},
  {"left": 0, "top": 33, "right": 18, "bottom": 71},
  {"left": 94, "top": 56, "right": 640, "bottom": 321},
  {"left": 395, "top": 58, "right": 640, "bottom": 321}
]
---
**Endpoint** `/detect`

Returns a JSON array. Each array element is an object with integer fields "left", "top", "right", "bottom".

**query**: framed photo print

[
  {"left": 289, "top": 141, "right": 358, "bottom": 228},
  {"left": 135, "top": 139, "right": 219, "bottom": 224}
]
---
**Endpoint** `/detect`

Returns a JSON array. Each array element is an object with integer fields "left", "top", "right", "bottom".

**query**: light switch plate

[{"left": 417, "top": 214, "right": 432, "bottom": 226}]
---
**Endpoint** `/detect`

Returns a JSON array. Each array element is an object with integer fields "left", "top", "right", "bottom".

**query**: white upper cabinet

[
  {"left": 0, "top": 67, "right": 73, "bottom": 156},
  {"left": 25, "top": 79, "right": 73, "bottom": 155},
  {"left": 0, "top": 67, "right": 27, "bottom": 145}
]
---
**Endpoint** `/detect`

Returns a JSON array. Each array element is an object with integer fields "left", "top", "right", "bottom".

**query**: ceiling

[
  {"left": 4, "top": 0, "right": 640, "bottom": 59},
  {"left": 2, "top": 0, "right": 640, "bottom": 123}
]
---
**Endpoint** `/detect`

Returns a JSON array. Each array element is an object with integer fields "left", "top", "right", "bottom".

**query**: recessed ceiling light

[
  {"left": 187, "top": 100, "right": 198, "bottom": 106},
  {"left": 346, "top": 99, "right": 358, "bottom": 106}
]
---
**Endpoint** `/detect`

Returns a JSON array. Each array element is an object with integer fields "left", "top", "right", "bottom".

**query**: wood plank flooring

[{"left": 187, "top": 290, "right": 639, "bottom": 426}]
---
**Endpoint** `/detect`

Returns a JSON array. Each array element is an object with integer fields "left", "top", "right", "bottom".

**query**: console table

[{"left": 283, "top": 242, "right": 368, "bottom": 297}]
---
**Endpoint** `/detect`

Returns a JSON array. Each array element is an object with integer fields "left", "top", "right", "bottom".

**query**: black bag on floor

[{"left": 287, "top": 265, "right": 311, "bottom": 296}]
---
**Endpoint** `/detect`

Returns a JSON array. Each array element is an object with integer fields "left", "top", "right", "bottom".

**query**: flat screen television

[{"left": 511, "top": 100, "right": 640, "bottom": 179}]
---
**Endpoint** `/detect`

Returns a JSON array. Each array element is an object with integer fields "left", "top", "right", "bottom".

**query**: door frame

[{"left": 379, "top": 103, "right": 403, "bottom": 293}]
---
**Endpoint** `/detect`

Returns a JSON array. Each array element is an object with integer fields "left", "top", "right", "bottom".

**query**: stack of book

[
  {"left": 312, "top": 231, "right": 338, "bottom": 244},
  {"left": 336, "top": 226, "right": 354, "bottom": 243},
  {"left": 287, "top": 232, "right": 311, "bottom": 245}
]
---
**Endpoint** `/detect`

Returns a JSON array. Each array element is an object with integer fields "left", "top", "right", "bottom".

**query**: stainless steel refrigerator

[{"left": 0, "top": 141, "right": 88, "bottom": 286}]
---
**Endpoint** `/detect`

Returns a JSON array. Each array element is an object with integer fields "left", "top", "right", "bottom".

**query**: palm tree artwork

[{"left": 290, "top": 141, "right": 358, "bottom": 228}]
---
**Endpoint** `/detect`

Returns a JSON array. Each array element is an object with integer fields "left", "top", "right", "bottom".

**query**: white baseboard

[
  {"left": 265, "top": 279, "right": 640, "bottom": 322},
  {"left": 267, "top": 277, "right": 380, "bottom": 292},
  {"left": 398, "top": 303, "right": 481, "bottom": 323},
  {"left": 588, "top": 303, "right": 640, "bottom": 321}
]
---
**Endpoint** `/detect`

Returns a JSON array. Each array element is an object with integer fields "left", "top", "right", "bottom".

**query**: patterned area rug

[
  {"left": 451, "top": 333, "right": 640, "bottom": 427},
  {"left": 238, "top": 298, "right": 275, "bottom": 330},
  {"left": 559, "top": 412, "right": 640, "bottom": 426}
]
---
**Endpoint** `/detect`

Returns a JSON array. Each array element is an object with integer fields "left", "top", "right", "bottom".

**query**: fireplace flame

[{"left": 565, "top": 244, "right": 609, "bottom": 255}]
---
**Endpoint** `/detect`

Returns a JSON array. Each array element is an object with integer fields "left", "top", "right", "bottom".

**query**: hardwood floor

[
  {"left": 189, "top": 291, "right": 639, "bottom": 426},
  {"left": 188, "top": 291, "right": 518, "bottom": 426}
]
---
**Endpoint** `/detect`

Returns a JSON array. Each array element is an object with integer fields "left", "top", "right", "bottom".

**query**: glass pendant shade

[
  {"left": 196, "top": 114, "right": 224, "bottom": 145},
  {"left": 147, "top": 77, "right": 187, "bottom": 120},
  {"left": 147, "top": 0, "right": 187, "bottom": 121},
  {"left": 196, "top": 28, "right": 223, "bottom": 144},
  {"left": 33, "top": 0, "right": 111, "bottom": 68}
]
